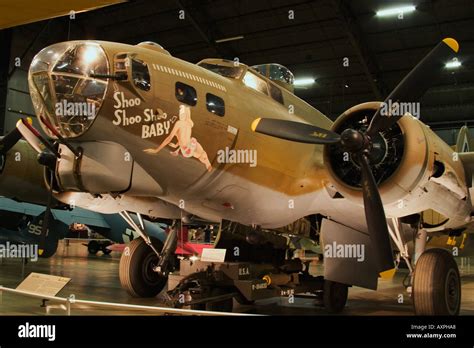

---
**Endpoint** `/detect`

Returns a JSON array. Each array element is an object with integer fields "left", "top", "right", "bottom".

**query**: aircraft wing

[
  {"left": 0, "top": 197, "right": 111, "bottom": 229},
  {"left": 52, "top": 209, "right": 111, "bottom": 229},
  {"left": 0, "top": 0, "right": 126, "bottom": 29},
  {"left": 0, "top": 196, "right": 46, "bottom": 216}
]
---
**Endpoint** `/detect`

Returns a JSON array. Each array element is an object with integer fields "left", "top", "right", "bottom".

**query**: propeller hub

[
  {"left": 37, "top": 150, "right": 57, "bottom": 170},
  {"left": 340, "top": 129, "right": 370, "bottom": 153}
]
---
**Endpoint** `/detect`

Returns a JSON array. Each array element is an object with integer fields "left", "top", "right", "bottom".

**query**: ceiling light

[
  {"left": 294, "top": 78, "right": 315, "bottom": 86},
  {"left": 215, "top": 35, "right": 244, "bottom": 44},
  {"left": 445, "top": 58, "right": 461, "bottom": 69},
  {"left": 376, "top": 5, "right": 416, "bottom": 17}
]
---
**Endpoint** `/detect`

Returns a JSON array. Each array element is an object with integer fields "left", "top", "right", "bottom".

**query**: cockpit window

[
  {"left": 198, "top": 62, "right": 243, "bottom": 79},
  {"left": 131, "top": 58, "right": 151, "bottom": 91},
  {"left": 269, "top": 84, "right": 284, "bottom": 104},
  {"left": 243, "top": 71, "right": 269, "bottom": 95}
]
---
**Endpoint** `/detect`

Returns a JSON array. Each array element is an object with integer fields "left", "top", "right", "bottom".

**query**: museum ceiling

[{"left": 6, "top": 0, "right": 474, "bottom": 127}]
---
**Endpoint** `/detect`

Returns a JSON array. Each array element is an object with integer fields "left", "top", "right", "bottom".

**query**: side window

[
  {"left": 206, "top": 93, "right": 225, "bottom": 116},
  {"left": 176, "top": 82, "right": 197, "bottom": 106},
  {"left": 131, "top": 58, "right": 151, "bottom": 91},
  {"left": 269, "top": 84, "right": 284, "bottom": 104},
  {"left": 113, "top": 53, "right": 129, "bottom": 80},
  {"left": 243, "top": 71, "right": 269, "bottom": 95},
  {"left": 114, "top": 53, "right": 128, "bottom": 72}
]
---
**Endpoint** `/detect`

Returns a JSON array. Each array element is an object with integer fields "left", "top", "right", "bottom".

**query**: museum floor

[{"left": 1, "top": 240, "right": 473, "bottom": 316}]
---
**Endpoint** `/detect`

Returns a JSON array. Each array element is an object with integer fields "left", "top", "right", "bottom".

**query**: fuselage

[
  {"left": 26, "top": 40, "right": 472, "bottom": 232},
  {"left": 28, "top": 40, "right": 340, "bottom": 228}
]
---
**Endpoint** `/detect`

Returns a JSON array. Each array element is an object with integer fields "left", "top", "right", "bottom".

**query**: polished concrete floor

[{"left": 1, "top": 240, "right": 474, "bottom": 315}]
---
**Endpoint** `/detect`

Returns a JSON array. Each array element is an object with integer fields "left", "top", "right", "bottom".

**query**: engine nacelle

[
  {"left": 324, "top": 102, "right": 471, "bottom": 230},
  {"left": 0, "top": 140, "right": 51, "bottom": 206}
]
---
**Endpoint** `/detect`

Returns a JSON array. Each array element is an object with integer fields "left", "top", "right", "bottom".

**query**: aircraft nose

[{"left": 28, "top": 42, "right": 110, "bottom": 138}]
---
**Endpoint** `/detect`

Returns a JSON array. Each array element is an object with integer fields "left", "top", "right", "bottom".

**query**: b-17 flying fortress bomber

[{"left": 1, "top": 2, "right": 474, "bottom": 345}]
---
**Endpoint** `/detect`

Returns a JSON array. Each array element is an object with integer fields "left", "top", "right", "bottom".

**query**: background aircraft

[{"left": 0, "top": 196, "right": 167, "bottom": 258}]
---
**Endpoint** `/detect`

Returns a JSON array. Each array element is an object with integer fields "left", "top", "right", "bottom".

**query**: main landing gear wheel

[
  {"left": 119, "top": 237, "right": 167, "bottom": 298},
  {"left": 413, "top": 248, "right": 461, "bottom": 315},
  {"left": 87, "top": 241, "right": 100, "bottom": 255},
  {"left": 323, "top": 280, "right": 348, "bottom": 313},
  {"left": 102, "top": 247, "right": 112, "bottom": 255},
  {"left": 101, "top": 241, "right": 112, "bottom": 255}
]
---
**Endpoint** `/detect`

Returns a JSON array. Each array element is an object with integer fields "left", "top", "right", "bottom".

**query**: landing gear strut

[
  {"left": 155, "top": 220, "right": 179, "bottom": 276},
  {"left": 388, "top": 220, "right": 461, "bottom": 315},
  {"left": 118, "top": 212, "right": 179, "bottom": 297}
]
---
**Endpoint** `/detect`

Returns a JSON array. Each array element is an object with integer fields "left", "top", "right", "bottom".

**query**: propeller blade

[
  {"left": 0, "top": 128, "right": 22, "bottom": 154},
  {"left": 367, "top": 38, "right": 459, "bottom": 136},
  {"left": 16, "top": 118, "right": 44, "bottom": 153},
  {"left": 357, "top": 152, "right": 394, "bottom": 273},
  {"left": 251, "top": 118, "right": 341, "bottom": 144},
  {"left": 16, "top": 118, "right": 60, "bottom": 157},
  {"left": 39, "top": 169, "right": 55, "bottom": 256}
]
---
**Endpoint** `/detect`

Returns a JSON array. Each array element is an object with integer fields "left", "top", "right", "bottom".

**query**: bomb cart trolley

[{"left": 167, "top": 257, "right": 349, "bottom": 313}]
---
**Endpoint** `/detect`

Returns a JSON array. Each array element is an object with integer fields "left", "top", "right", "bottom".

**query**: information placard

[
  {"left": 201, "top": 248, "right": 227, "bottom": 263},
  {"left": 16, "top": 272, "right": 71, "bottom": 297}
]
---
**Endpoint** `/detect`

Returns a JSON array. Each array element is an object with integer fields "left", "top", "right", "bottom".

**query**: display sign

[
  {"left": 201, "top": 248, "right": 226, "bottom": 263},
  {"left": 16, "top": 272, "right": 71, "bottom": 297}
]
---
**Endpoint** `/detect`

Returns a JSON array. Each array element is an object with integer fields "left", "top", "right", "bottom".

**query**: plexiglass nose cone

[{"left": 28, "top": 42, "right": 109, "bottom": 138}]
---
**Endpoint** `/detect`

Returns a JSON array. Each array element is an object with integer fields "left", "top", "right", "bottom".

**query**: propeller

[
  {"left": 16, "top": 118, "right": 60, "bottom": 157},
  {"left": 0, "top": 128, "right": 22, "bottom": 155},
  {"left": 39, "top": 169, "right": 55, "bottom": 256},
  {"left": 366, "top": 38, "right": 459, "bottom": 136},
  {"left": 0, "top": 128, "right": 22, "bottom": 173},
  {"left": 251, "top": 38, "right": 459, "bottom": 273},
  {"left": 2, "top": 118, "right": 61, "bottom": 256},
  {"left": 251, "top": 118, "right": 341, "bottom": 144},
  {"left": 17, "top": 118, "right": 60, "bottom": 256}
]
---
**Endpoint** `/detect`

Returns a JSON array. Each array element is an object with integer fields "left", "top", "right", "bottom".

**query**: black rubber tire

[
  {"left": 87, "top": 241, "right": 99, "bottom": 255},
  {"left": 102, "top": 247, "right": 112, "bottom": 255},
  {"left": 101, "top": 241, "right": 112, "bottom": 255},
  {"left": 205, "top": 288, "right": 233, "bottom": 312},
  {"left": 323, "top": 280, "right": 348, "bottom": 313},
  {"left": 119, "top": 238, "right": 167, "bottom": 298},
  {"left": 413, "top": 248, "right": 461, "bottom": 315}
]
